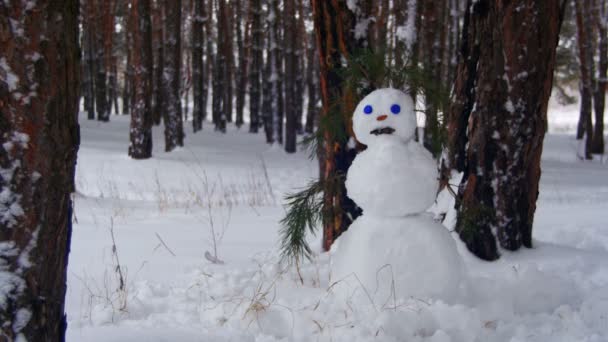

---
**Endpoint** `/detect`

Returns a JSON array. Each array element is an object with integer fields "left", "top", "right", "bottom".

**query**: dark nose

[{"left": 377, "top": 115, "right": 388, "bottom": 121}]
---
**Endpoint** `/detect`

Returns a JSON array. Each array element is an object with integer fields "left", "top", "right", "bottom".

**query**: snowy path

[{"left": 66, "top": 114, "right": 608, "bottom": 342}]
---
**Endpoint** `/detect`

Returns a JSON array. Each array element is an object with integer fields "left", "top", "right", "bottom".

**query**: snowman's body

[{"left": 331, "top": 88, "right": 465, "bottom": 303}]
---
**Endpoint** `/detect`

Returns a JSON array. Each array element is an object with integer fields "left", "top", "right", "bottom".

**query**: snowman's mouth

[{"left": 370, "top": 127, "right": 396, "bottom": 136}]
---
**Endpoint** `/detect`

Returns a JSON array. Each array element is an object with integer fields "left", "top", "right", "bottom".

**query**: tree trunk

[
  {"left": 305, "top": 30, "right": 318, "bottom": 134},
  {"left": 312, "top": 0, "right": 370, "bottom": 251},
  {"left": 447, "top": 0, "right": 564, "bottom": 260},
  {"left": 128, "top": 0, "right": 154, "bottom": 159},
  {"left": 163, "top": 0, "right": 185, "bottom": 151},
  {"left": 249, "top": 0, "right": 263, "bottom": 133},
  {"left": 592, "top": 0, "right": 607, "bottom": 154},
  {"left": 267, "top": 0, "right": 282, "bottom": 144},
  {"left": 0, "top": 0, "right": 80, "bottom": 340},
  {"left": 192, "top": 0, "right": 206, "bottom": 133},
  {"left": 95, "top": 5, "right": 109, "bottom": 122},
  {"left": 152, "top": 0, "right": 164, "bottom": 125},
  {"left": 235, "top": 0, "right": 249, "bottom": 128},
  {"left": 575, "top": 0, "right": 594, "bottom": 160},
  {"left": 82, "top": 3, "right": 97, "bottom": 120},
  {"left": 284, "top": 0, "right": 298, "bottom": 153}
]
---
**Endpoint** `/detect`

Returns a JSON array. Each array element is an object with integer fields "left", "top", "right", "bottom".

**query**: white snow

[
  {"left": 336, "top": 89, "right": 465, "bottom": 306},
  {"left": 346, "top": 139, "right": 438, "bottom": 216},
  {"left": 64, "top": 90, "right": 608, "bottom": 341},
  {"left": 0, "top": 57, "right": 19, "bottom": 92}
]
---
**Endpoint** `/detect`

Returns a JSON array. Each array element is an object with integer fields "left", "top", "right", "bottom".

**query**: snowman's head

[{"left": 352, "top": 88, "right": 416, "bottom": 146}]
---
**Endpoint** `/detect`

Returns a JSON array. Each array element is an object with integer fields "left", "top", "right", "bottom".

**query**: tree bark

[
  {"left": 0, "top": 0, "right": 80, "bottom": 340},
  {"left": 152, "top": 0, "right": 164, "bottom": 125},
  {"left": 312, "top": 0, "right": 370, "bottom": 251},
  {"left": 163, "top": 0, "right": 185, "bottom": 151},
  {"left": 592, "top": 0, "right": 607, "bottom": 154},
  {"left": 447, "top": 0, "right": 564, "bottom": 260},
  {"left": 284, "top": 0, "right": 298, "bottom": 153},
  {"left": 235, "top": 0, "right": 249, "bottom": 128},
  {"left": 249, "top": 0, "right": 263, "bottom": 133},
  {"left": 192, "top": 0, "right": 206, "bottom": 133},
  {"left": 575, "top": 0, "right": 594, "bottom": 160},
  {"left": 128, "top": 0, "right": 154, "bottom": 159}
]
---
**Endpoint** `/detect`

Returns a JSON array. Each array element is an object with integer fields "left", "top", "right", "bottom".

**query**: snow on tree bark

[
  {"left": 0, "top": 0, "right": 80, "bottom": 340},
  {"left": 447, "top": 0, "right": 564, "bottom": 260}
]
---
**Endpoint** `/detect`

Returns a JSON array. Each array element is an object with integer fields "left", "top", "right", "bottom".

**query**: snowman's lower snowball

[{"left": 331, "top": 214, "right": 466, "bottom": 304}]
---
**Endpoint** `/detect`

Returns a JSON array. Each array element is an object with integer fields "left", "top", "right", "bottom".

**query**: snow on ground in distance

[{"left": 66, "top": 97, "right": 608, "bottom": 341}]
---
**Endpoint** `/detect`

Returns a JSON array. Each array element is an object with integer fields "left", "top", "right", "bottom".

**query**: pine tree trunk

[
  {"left": 312, "top": 0, "right": 370, "bottom": 251},
  {"left": 575, "top": 0, "right": 594, "bottom": 160},
  {"left": 447, "top": 0, "right": 564, "bottom": 260},
  {"left": 284, "top": 0, "right": 298, "bottom": 153},
  {"left": 163, "top": 0, "right": 185, "bottom": 151},
  {"left": 267, "top": 0, "right": 282, "bottom": 144},
  {"left": 192, "top": 0, "right": 206, "bottom": 133},
  {"left": 592, "top": 0, "right": 607, "bottom": 154},
  {"left": 0, "top": 0, "right": 80, "bottom": 340},
  {"left": 305, "top": 30, "right": 318, "bottom": 134},
  {"left": 128, "top": 0, "right": 154, "bottom": 159},
  {"left": 222, "top": 2, "right": 234, "bottom": 125},
  {"left": 95, "top": 3, "right": 109, "bottom": 122},
  {"left": 152, "top": 0, "right": 164, "bottom": 125},
  {"left": 235, "top": 0, "right": 249, "bottom": 128},
  {"left": 83, "top": 7, "right": 97, "bottom": 120},
  {"left": 249, "top": 0, "right": 263, "bottom": 133},
  {"left": 262, "top": 33, "right": 274, "bottom": 143}
]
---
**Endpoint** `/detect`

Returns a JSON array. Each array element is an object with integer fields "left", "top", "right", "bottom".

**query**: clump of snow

[{"left": 0, "top": 57, "right": 19, "bottom": 92}]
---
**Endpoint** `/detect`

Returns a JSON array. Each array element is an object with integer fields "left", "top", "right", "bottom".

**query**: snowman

[{"left": 331, "top": 88, "right": 466, "bottom": 304}]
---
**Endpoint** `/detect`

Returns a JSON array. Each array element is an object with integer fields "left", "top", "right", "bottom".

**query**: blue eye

[
  {"left": 363, "top": 105, "right": 373, "bottom": 114},
  {"left": 390, "top": 104, "right": 401, "bottom": 114}
]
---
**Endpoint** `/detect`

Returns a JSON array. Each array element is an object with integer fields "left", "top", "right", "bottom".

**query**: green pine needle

[{"left": 279, "top": 180, "right": 324, "bottom": 263}]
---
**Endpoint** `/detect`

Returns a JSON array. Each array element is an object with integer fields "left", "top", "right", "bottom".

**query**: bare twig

[{"left": 155, "top": 232, "right": 177, "bottom": 256}]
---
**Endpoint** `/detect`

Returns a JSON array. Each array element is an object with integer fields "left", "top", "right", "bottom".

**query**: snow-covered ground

[{"left": 66, "top": 100, "right": 608, "bottom": 341}]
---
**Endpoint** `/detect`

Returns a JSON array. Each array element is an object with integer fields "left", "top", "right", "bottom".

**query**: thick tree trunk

[
  {"left": 0, "top": 0, "right": 80, "bottom": 340},
  {"left": 128, "top": 0, "right": 154, "bottom": 159},
  {"left": 447, "top": 0, "right": 564, "bottom": 260},
  {"left": 163, "top": 0, "right": 185, "bottom": 151},
  {"left": 312, "top": 0, "right": 370, "bottom": 251},
  {"left": 192, "top": 0, "right": 206, "bottom": 133}
]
